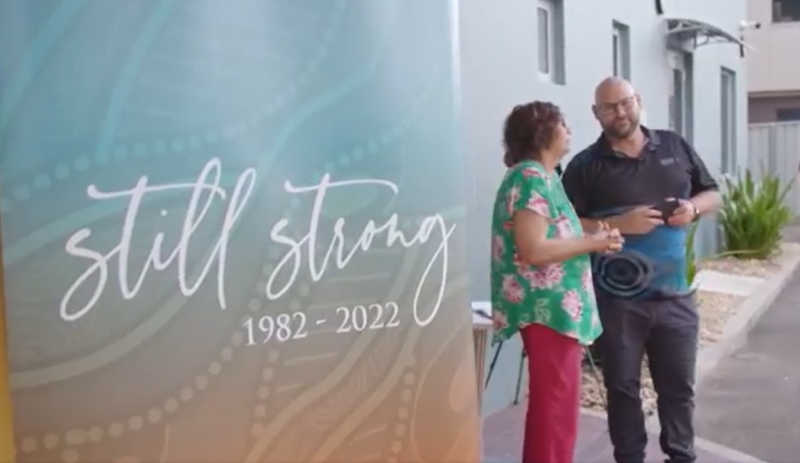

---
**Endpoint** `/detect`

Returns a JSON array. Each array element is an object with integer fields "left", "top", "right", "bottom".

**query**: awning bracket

[{"left": 665, "top": 17, "right": 755, "bottom": 57}]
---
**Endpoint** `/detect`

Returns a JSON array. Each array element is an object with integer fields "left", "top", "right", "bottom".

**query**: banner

[
  {"left": 1, "top": 237, "right": 12, "bottom": 462},
  {"left": 0, "top": 1, "right": 480, "bottom": 462}
]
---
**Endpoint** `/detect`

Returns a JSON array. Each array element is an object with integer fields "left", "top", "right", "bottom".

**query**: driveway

[{"left": 695, "top": 270, "right": 800, "bottom": 463}]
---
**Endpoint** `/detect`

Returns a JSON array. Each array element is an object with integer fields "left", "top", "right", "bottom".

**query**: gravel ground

[
  {"left": 580, "top": 290, "right": 745, "bottom": 414},
  {"left": 576, "top": 244, "right": 800, "bottom": 415},
  {"left": 701, "top": 242, "right": 800, "bottom": 277}
]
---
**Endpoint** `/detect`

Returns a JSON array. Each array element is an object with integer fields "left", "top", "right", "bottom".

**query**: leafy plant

[
  {"left": 686, "top": 221, "right": 700, "bottom": 288},
  {"left": 719, "top": 169, "right": 794, "bottom": 260}
]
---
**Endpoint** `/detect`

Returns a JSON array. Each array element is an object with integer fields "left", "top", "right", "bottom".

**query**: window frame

[
  {"left": 612, "top": 28, "right": 621, "bottom": 77},
  {"left": 611, "top": 21, "right": 630, "bottom": 79},
  {"left": 537, "top": 1, "right": 555, "bottom": 79},
  {"left": 777, "top": 107, "right": 800, "bottom": 121},
  {"left": 720, "top": 67, "right": 737, "bottom": 175},
  {"left": 772, "top": 0, "right": 800, "bottom": 23},
  {"left": 668, "top": 51, "right": 692, "bottom": 139}
]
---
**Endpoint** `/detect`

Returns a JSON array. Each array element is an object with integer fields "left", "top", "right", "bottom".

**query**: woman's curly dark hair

[{"left": 502, "top": 101, "right": 564, "bottom": 167}]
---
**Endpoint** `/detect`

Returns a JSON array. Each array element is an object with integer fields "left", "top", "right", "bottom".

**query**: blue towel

[{"left": 589, "top": 208, "right": 690, "bottom": 300}]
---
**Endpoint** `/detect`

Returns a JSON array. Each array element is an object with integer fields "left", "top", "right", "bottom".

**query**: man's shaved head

[
  {"left": 592, "top": 77, "right": 642, "bottom": 140},
  {"left": 594, "top": 77, "right": 635, "bottom": 105}
]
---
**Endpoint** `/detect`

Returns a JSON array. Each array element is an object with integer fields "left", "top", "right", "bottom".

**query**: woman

[{"left": 490, "top": 102, "right": 622, "bottom": 463}]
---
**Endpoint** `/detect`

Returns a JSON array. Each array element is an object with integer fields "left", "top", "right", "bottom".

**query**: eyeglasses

[{"left": 595, "top": 96, "right": 636, "bottom": 116}]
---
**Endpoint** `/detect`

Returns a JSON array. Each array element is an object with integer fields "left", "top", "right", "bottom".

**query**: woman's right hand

[{"left": 588, "top": 221, "right": 624, "bottom": 254}]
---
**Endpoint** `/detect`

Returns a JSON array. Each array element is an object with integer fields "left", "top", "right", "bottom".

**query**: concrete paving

[
  {"left": 483, "top": 405, "right": 756, "bottom": 462},
  {"left": 694, "top": 269, "right": 764, "bottom": 296},
  {"left": 695, "top": 269, "right": 800, "bottom": 463}
]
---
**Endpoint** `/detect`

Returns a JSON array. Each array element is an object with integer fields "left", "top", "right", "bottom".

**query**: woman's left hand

[{"left": 591, "top": 222, "right": 624, "bottom": 254}]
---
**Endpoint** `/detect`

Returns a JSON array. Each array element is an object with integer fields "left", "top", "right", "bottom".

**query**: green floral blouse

[{"left": 490, "top": 160, "right": 602, "bottom": 346}]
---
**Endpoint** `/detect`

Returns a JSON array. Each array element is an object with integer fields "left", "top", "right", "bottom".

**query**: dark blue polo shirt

[{"left": 561, "top": 127, "right": 718, "bottom": 300}]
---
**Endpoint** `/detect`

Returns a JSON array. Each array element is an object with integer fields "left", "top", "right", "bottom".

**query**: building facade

[
  {"left": 459, "top": 0, "right": 749, "bottom": 414},
  {"left": 746, "top": 0, "right": 800, "bottom": 122}
]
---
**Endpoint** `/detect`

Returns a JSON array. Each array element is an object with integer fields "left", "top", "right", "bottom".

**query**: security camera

[{"left": 739, "top": 20, "right": 762, "bottom": 30}]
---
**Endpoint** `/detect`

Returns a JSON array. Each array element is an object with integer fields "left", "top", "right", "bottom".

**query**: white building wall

[
  {"left": 458, "top": 0, "right": 748, "bottom": 414},
  {"left": 745, "top": 0, "right": 800, "bottom": 95}
]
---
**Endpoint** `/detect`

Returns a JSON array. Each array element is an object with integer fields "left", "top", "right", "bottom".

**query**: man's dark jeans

[{"left": 597, "top": 292, "right": 699, "bottom": 463}]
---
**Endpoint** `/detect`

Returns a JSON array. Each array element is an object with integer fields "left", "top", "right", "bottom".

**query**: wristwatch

[{"left": 689, "top": 201, "right": 700, "bottom": 221}]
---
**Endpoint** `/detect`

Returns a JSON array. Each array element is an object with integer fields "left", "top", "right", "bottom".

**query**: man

[{"left": 561, "top": 77, "right": 721, "bottom": 463}]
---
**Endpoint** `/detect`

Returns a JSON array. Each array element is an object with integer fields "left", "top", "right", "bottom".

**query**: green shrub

[{"left": 719, "top": 169, "right": 794, "bottom": 260}]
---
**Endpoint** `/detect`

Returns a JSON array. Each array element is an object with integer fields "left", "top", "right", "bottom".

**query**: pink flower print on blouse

[
  {"left": 501, "top": 275, "right": 525, "bottom": 303},
  {"left": 583, "top": 269, "right": 597, "bottom": 301},
  {"left": 492, "top": 235, "right": 505, "bottom": 262},
  {"left": 518, "top": 265, "right": 535, "bottom": 283},
  {"left": 591, "top": 310, "right": 601, "bottom": 330},
  {"left": 526, "top": 191, "right": 550, "bottom": 217},
  {"left": 526, "top": 264, "right": 565, "bottom": 290},
  {"left": 562, "top": 290, "right": 584, "bottom": 321},
  {"left": 554, "top": 215, "right": 574, "bottom": 237},
  {"left": 507, "top": 185, "right": 522, "bottom": 215},
  {"left": 521, "top": 167, "right": 544, "bottom": 178},
  {"left": 581, "top": 268, "right": 594, "bottom": 292},
  {"left": 493, "top": 311, "right": 509, "bottom": 330}
]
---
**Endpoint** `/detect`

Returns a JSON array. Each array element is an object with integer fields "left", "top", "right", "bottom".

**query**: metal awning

[{"left": 665, "top": 18, "right": 755, "bottom": 53}]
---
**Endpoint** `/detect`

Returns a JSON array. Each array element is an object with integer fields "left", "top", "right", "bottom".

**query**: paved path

[
  {"left": 482, "top": 405, "right": 761, "bottom": 462},
  {"left": 695, "top": 269, "right": 800, "bottom": 463}
]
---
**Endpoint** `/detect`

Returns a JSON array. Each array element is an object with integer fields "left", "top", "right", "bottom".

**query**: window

[
  {"left": 777, "top": 108, "right": 800, "bottom": 121},
  {"left": 612, "top": 21, "right": 631, "bottom": 79},
  {"left": 720, "top": 68, "right": 737, "bottom": 175},
  {"left": 537, "top": 0, "right": 565, "bottom": 84},
  {"left": 773, "top": 0, "right": 800, "bottom": 23},
  {"left": 537, "top": 5, "right": 551, "bottom": 75},
  {"left": 670, "top": 68, "right": 685, "bottom": 134},
  {"left": 668, "top": 51, "right": 693, "bottom": 140}
]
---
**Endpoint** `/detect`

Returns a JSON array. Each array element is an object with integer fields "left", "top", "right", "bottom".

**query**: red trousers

[{"left": 520, "top": 323, "right": 583, "bottom": 463}]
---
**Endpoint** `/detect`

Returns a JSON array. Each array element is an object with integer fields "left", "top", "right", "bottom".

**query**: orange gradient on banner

[{"left": 0, "top": 218, "right": 15, "bottom": 462}]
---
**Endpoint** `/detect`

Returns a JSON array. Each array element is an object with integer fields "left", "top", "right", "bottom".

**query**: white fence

[{"left": 748, "top": 121, "right": 800, "bottom": 216}]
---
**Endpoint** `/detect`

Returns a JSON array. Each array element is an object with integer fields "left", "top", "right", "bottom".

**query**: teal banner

[{"left": 0, "top": 1, "right": 480, "bottom": 462}]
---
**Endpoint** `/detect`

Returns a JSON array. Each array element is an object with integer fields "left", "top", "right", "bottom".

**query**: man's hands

[
  {"left": 609, "top": 207, "right": 664, "bottom": 235},
  {"left": 666, "top": 199, "right": 698, "bottom": 226},
  {"left": 593, "top": 199, "right": 699, "bottom": 236}
]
